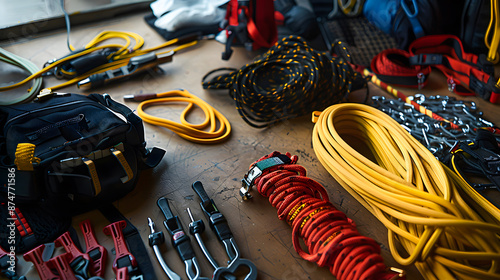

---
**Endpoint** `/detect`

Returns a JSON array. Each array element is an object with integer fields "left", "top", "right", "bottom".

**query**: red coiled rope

[{"left": 249, "top": 151, "right": 404, "bottom": 280}]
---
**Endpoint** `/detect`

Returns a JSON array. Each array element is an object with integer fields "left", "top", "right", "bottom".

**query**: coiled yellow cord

[
  {"left": 136, "top": 89, "right": 231, "bottom": 144},
  {"left": 311, "top": 103, "right": 500, "bottom": 280},
  {"left": 0, "top": 31, "right": 197, "bottom": 93}
]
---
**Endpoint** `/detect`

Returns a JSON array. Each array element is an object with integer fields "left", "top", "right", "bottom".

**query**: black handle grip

[
  {"left": 192, "top": 181, "right": 210, "bottom": 203},
  {"left": 157, "top": 197, "right": 174, "bottom": 220}
]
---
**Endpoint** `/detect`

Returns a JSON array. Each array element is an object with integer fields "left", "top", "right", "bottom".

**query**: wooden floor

[{"left": 2, "top": 10, "right": 499, "bottom": 280}]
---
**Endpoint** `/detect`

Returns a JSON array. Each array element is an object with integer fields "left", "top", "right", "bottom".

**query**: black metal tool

[
  {"left": 77, "top": 51, "right": 174, "bottom": 90},
  {"left": 187, "top": 208, "right": 237, "bottom": 280},
  {"left": 191, "top": 181, "right": 258, "bottom": 280},
  {"left": 192, "top": 181, "right": 236, "bottom": 260},
  {"left": 157, "top": 197, "right": 209, "bottom": 280}
]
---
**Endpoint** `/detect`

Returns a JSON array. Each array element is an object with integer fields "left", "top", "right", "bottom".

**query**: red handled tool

[
  {"left": 79, "top": 219, "right": 107, "bottom": 277},
  {"left": 48, "top": 253, "right": 79, "bottom": 280},
  {"left": 103, "top": 220, "right": 141, "bottom": 280},
  {"left": 23, "top": 244, "right": 59, "bottom": 280},
  {"left": 1, "top": 245, "right": 26, "bottom": 280},
  {"left": 55, "top": 232, "right": 92, "bottom": 279}
]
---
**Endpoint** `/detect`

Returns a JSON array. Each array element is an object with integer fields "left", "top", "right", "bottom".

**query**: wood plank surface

[{"left": 2, "top": 10, "right": 499, "bottom": 280}]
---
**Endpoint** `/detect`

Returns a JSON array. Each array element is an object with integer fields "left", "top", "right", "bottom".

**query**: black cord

[
  {"left": 202, "top": 35, "right": 368, "bottom": 128},
  {"left": 60, "top": 0, "right": 72, "bottom": 51}
]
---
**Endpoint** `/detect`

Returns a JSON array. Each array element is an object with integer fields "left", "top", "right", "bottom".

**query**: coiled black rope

[{"left": 202, "top": 35, "right": 368, "bottom": 128}]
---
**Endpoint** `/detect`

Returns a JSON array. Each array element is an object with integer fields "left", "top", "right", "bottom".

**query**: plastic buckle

[
  {"left": 80, "top": 220, "right": 107, "bottom": 277},
  {"left": 240, "top": 165, "right": 263, "bottom": 200},
  {"left": 240, "top": 155, "right": 291, "bottom": 200}
]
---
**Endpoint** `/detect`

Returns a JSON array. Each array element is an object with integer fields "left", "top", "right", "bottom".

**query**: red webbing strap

[
  {"left": 11, "top": 208, "right": 33, "bottom": 237},
  {"left": 409, "top": 35, "right": 500, "bottom": 104},
  {"left": 227, "top": 0, "right": 239, "bottom": 27},
  {"left": 370, "top": 49, "right": 431, "bottom": 88},
  {"left": 246, "top": 0, "right": 277, "bottom": 49}
]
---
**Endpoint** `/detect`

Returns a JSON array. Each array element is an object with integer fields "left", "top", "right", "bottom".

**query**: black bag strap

[{"left": 98, "top": 204, "right": 156, "bottom": 280}]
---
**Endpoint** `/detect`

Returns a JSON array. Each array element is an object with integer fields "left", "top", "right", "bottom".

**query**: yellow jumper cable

[
  {"left": 0, "top": 31, "right": 198, "bottom": 94},
  {"left": 485, "top": 0, "right": 500, "bottom": 64}
]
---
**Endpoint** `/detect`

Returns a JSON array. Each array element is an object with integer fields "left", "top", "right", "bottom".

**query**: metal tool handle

[
  {"left": 212, "top": 239, "right": 258, "bottom": 280},
  {"left": 148, "top": 218, "right": 181, "bottom": 280},
  {"left": 152, "top": 245, "right": 181, "bottom": 280},
  {"left": 187, "top": 208, "right": 218, "bottom": 269}
]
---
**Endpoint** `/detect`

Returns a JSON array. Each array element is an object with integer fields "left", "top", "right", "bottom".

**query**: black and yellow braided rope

[{"left": 202, "top": 35, "right": 368, "bottom": 128}]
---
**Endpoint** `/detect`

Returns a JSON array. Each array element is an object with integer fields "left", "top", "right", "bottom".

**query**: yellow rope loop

[
  {"left": 312, "top": 103, "right": 500, "bottom": 280},
  {"left": 136, "top": 89, "right": 231, "bottom": 144}
]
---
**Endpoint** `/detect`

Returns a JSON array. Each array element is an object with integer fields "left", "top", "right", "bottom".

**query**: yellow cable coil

[
  {"left": 0, "top": 31, "right": 197, "bottom": 92},
  {"left": 485, "top": 0, "right": 500, "bottom": 64},
  {"left": 136, "top": 89, "right": 231, "bottom": 144},
  {"left": 311, "top": 103, "right": 500, "bottom": 280}
]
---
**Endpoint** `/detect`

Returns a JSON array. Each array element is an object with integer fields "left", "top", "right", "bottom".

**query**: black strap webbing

[{"left": 98, "top": 204, "right": 156, "bottom": 280}]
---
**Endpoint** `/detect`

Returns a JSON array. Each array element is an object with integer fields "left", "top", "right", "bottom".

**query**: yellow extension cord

[
  {"left": 135, "top": 89, "right": 231, "bottom": 144},
  {"left": 0, "top": 31, "right": 198, "bottom": 93},
  {"left": 311, "top": 103, "right": 500, "bottom": 280},
  {"left": 486, "top": 0, "right": 500, "bottom": 64}
]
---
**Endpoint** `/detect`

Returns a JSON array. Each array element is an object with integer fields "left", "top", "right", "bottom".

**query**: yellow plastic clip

[
  {"left": 111, "top": 147, "right": 133, "bottom": 183},
  {"left": 311, "top": 111, "right": 322, "bottom": 124},
  {"left": 14, "top": 143, "right": 40, "bottom": 171},
  {"left": 83, "top": 158, "right": 101, "bottom": 196}
]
